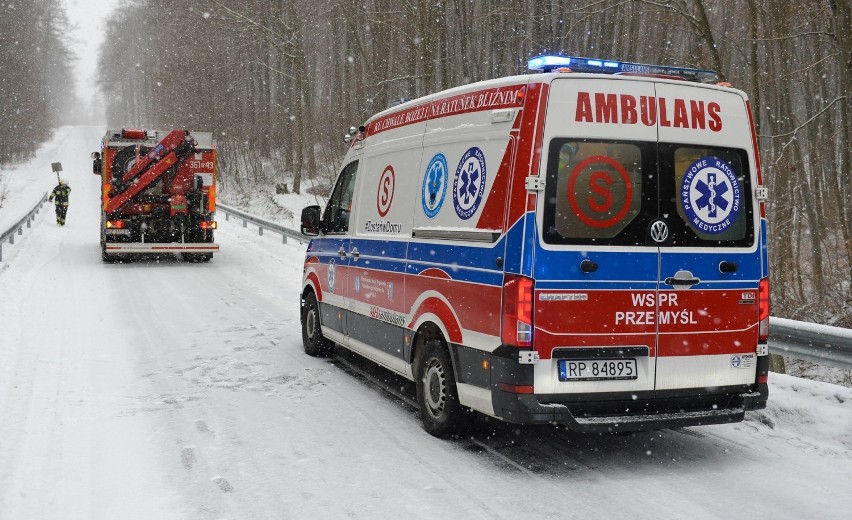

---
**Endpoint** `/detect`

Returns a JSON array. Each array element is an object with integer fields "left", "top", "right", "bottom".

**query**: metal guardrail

[
  {"left": 216, "top": 203, "right": 852, "bottom": 371},
  {"left": 770, "top": 317, "right": 852, "bottom": 370},
  {"left": 217, "top": 202, "right": 306, "bottom": 245},
  {"left": 0, "top": 192, "right": 48, "bottom": 262}
]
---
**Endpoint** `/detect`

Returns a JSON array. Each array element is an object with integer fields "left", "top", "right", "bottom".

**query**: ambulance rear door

[
  {"left": 533, "top": 77, "right": 661, "bottom": 398},
  {"left": 653, "top": 82, "right": 761, "bottom": 394}
]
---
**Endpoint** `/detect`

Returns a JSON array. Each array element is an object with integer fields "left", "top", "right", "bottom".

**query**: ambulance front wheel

[
  {"left": 416, "top": 340, "right": 465, "bottom": 437},
  {"left": 301, "top": 291, "right": 333, "bottom": 357}
]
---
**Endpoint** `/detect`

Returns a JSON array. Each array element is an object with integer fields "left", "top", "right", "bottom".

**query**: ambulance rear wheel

[
  {"left": 416, "top": 340, "right": 464, "bottom": 437},
  {"left": 302, "top": 291, "right": 333, "bottom": 357}
]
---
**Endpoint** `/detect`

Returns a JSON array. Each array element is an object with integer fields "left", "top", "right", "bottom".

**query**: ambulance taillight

[
  {"left": 758, "top": 277, "right": 770, "bottom": 344},
  {"left": 502, "top": 275, "right": 534, "bottom": 348}
]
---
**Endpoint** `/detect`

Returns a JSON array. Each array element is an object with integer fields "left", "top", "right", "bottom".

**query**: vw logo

[{"left": 650, "top": 220, "right": 669, "bottom": 243}]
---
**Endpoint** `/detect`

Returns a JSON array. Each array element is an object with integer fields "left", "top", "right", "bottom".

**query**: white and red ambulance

[{"left": 300, "top": 55, "right": 769, "bottom": 436}]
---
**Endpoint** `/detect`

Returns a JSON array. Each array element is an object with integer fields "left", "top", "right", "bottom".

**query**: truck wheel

[
  {"left": 301, "top": 291, "right": 333, "bottom": 357},
  {"left": 415, "top": 340, "right": 465, "bottom": 437},
  {"left": 101, "top": 242, "right": 115, "bottom": 263},
  {"left": 181, "top": 253, "right": 212, "bottom": 262}
]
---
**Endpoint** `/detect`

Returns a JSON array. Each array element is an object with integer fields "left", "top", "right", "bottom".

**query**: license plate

[
  {"left": 105, "top": 229, "right": 130, "bottom": 235},
  {"left": 558, "top": 359, "right": 638, "bottom": 381}
]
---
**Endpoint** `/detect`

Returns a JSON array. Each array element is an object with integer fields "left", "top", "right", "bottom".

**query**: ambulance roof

[
  {"left": 364, "top": 71, "right": 744, "bottom": 131},
  {"left": 369, "top": 57, "right": 722, "bottom": 126}
]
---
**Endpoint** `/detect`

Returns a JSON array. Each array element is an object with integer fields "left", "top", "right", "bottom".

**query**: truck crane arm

[{"left": 106, "top": 129, "right": 197, "bottom": 214}]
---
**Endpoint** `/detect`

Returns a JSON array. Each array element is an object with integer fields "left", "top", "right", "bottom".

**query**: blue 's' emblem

[
  {"left": 422, "top": 153, "right": 448, "bottom": 219},
  {"left": 681, "top": 157, "right": 741, "bottom": 235},
  {"left": 354, "top": 275, "right": 360, "bottom": 293},
  {"left": 388, "top": 281, "right": 394, "bottom": 301},
  {"left": 327, "top": 259, "right": 337, "bottom": 293},
  {"left": 453, "top": 147, "right": 486, "bottom": 220}
]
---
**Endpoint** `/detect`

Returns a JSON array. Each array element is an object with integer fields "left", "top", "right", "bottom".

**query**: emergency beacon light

[{"left": 527, "top": 54, "right": 718, "bottom": 84}]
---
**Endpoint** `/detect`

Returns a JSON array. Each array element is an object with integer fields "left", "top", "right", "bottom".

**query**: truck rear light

[
  {"left": 207, "top": 184, "right": 216, "bottom": 212},
  {"left": 200, "top": 221, "right": 217, "bottom": 230},
  {"left": 758, "top": 277, "right": 770, "bottom": 343},
  {"left": 105, "top": 220, "right": 126, "bottom": 229},
  {"left": 502, "top": 274, "right": 534, "bottom": 347}
]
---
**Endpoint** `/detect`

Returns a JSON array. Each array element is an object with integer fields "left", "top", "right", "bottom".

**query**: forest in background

[
  {"left": 0, "top": 0, "right": 75, "bottom": 165},
  {"left": 0, "top": 0, "right": 849, "bottom": 326},
  {"left": 96, "top": 0, "right": 852, "bottom": 325}
]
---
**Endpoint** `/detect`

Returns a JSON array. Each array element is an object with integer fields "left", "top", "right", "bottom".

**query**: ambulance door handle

[
  {"left": 665, "top": 269, "right": 700, "bottom": 287},
  {"left": 338, "top": 247, "right": 347, "bottom": 259},
  {"left": 580, "top": 259, "right": 598, "bottom": 273},
  {"left": 349, "top": 247, "right": 360, "bottom": 260},
  {"left": 664, "top": 276, "right": 700, "bottom": 287}
]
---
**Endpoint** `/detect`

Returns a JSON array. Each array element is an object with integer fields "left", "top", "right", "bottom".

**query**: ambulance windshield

[{"left": 543, "top": 139, "right": 754, "bottom": 247}]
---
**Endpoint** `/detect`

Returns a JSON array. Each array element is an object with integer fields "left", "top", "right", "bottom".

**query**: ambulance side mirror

[{"left": 301, "top": 205, "right": 322, "bottom": 236}]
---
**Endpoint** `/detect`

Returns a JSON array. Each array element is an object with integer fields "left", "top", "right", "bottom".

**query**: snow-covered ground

[{"left": 1, "top": 126, "right": 851, "bottom": 519}]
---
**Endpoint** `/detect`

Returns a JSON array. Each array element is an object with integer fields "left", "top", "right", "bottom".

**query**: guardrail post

[
  {"left": 243, "top": 219, "right": 248, "bottom": 228},
  {"left": 282, "top": 235, "right": 288, "bottom": 244},
  {"left": 0, "top": 192, "right": 47, "bottom": 261},
  {"left": 225, "top": 213, "right": 230, "bottom": 221},
  {"left": 258, "top": 227, "right": 264, "bottom": 236}
]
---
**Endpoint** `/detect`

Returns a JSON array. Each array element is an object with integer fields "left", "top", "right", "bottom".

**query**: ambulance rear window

[
  {"left": 543, "top": 139, "right": 655, "bottom": 245},
  {"left": 663, "top": 145, "right": 753, "bottom": 246},
  {"left": 542, "top": 140, "right": 754, "bottom": 247}
]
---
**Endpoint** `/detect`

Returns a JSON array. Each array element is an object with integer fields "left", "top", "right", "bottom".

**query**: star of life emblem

[{"left": 681, "top": 157, "right": 741, "bottom": 235}]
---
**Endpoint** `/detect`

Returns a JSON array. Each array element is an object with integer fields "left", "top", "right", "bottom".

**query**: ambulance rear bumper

[{"left": 492, "top": 384, "right": 768, "bottom": 434}]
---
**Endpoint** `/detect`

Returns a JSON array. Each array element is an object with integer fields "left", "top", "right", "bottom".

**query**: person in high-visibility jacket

[{"left": 49, "top": 179, "right": 71, "bottom": 226}]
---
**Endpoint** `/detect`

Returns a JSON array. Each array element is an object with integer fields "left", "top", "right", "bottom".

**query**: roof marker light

[{"left": 527, "top": 54, "right": 719, "bottom": 84}]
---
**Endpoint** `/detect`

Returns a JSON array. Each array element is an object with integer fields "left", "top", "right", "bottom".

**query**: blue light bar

[{"left": 527, "top": 55, "right": 718, "bottom": 84}]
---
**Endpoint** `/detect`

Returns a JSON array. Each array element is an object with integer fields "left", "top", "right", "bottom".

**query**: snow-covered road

[{"left": 1, "top": 127, "right": 850, "bottom": 519}]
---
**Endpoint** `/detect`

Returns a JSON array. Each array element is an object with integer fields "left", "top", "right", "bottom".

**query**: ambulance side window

[{"left": 323, "top": 160, "right": 358, "bottom": 234}]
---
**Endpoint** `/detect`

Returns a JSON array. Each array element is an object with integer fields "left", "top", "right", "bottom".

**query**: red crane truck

[{"left": 92, "top": 129, "right": 219, "bottom": 262}]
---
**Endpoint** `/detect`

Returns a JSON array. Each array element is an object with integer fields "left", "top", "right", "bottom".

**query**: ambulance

[{"left": 300, "top": 55, "right": 769, "bottom": 436}]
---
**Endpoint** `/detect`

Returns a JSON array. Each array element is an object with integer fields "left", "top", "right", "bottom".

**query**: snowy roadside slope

[
  {"left": 0, "top": 126, "right": 850, "bottom": 519},
  {"left": 0, "top": 126, "right": 97, "bottom": 230}
]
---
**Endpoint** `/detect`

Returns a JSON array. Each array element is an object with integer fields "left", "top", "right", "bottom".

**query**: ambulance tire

[
  {"left": 301, "top": 291, "right": 333, "bottom": 357},
  {"left": 415, "top": 340, "right": 465, "bottom": 437}
]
